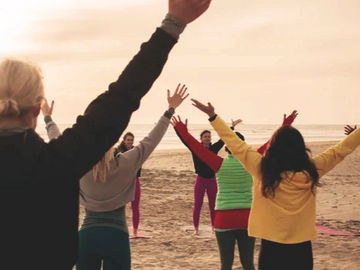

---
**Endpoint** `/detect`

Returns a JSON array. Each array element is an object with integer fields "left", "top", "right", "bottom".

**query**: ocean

[{"left": 36, "top": 123, "right": 347, "bottom": 150}]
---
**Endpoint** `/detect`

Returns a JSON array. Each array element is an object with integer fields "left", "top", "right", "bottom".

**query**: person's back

[
  {"left": 171, "top": 118, "right": 255, "bottom": 270},
  {"left": 250, "top": 170, "right": 317, "bottom": 242},
  {"left": 215, "top": 154, "right": 252, "bottom": 211},
  {"left": 0, "top": 130, "right": 80, "bottom": 268}
]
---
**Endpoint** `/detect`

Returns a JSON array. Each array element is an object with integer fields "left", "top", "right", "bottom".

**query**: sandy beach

[{"left": 78, "top": 141, "right": 360, "bottom": 270}]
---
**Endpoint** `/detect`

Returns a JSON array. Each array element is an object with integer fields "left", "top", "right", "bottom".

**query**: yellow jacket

[{"left": 210, "top": 115, "right": 360, "bottom": 243}]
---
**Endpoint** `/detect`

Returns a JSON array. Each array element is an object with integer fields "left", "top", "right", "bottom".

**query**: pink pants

[
  {"left": 131, "top": 177, "right": 141, "bottom": 229},
  {"left": 193, "top": 175, "right": 217, "bottom": 228}
]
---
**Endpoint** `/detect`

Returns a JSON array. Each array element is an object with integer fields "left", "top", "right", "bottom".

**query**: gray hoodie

[{"left": 46, "top": 113, "right": 171, "bottom": 212}]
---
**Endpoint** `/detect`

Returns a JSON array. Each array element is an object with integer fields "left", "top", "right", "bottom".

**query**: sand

[{"left": 78, "top": 141, "right": 360, "bottom": 270}]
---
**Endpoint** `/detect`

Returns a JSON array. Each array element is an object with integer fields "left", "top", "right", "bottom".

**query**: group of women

[
  {"left": 1, "top": 1, "right": 359, "bottom": 269},
  {"left": 172, "top": 111, "right": 297, "bottom": 270},
  {"left": 177, "top": 99, "right": 360, "bottom": 270}
]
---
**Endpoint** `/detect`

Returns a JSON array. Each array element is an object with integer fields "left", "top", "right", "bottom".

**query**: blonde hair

[
  {"left": 92, "top": 147, "right": 116, "bottom": 183},
  {"left": 0, "top": 58, "right": 44, "bottom": 118}
]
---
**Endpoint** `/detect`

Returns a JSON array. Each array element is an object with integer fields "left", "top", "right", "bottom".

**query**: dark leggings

[
  {"left": 258, "top": 239, "right": 313, "bottom": 270},
  {"left": 215, "top": 229, "right": 255, "bottom": 270},
  {"left": 76, "top": 226, "right": 131, "bottom": 270}
]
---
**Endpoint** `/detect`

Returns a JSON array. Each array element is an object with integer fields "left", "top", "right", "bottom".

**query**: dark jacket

[
  {"left": 0, "top": 28, "right": 176, "bottom": 270},
  {"left": 174, "top": 127, "right": 234, "bottom": 178}
]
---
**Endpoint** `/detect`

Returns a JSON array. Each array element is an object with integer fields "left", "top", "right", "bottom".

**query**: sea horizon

[{"left": 36, "top": 123, "right": 348, "bottom": 150}]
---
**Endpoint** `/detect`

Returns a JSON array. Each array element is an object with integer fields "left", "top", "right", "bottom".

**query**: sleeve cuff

[
  {"left": 163, "top": 109, "right": 174, "bottom": 119},
  {"left": 208, "top": 114, "right": 218, "bottom": 122},
  {"left": 44, "top": 115, "right": 52, "bottom": 124},
  {"left": 160, "top": 13, "right": 186, "bottom": 40}
]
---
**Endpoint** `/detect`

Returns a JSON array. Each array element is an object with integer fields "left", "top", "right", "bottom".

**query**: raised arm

[
  {"left": 312, "top": 125, "right": 360, "bottom": 178},
  {"left": 191, "top": 99, "right": 262, "bottom": 178},
  {"left": 116, "top": 85, "right": 189, "bottom": 175},
  {"left": 45, "top": 116, "right": 61, "bottom": 140},
  {"left": 41, "top": 99, "right": 61, "bottom": 140},
  {"left": 44, "top": 2, "right": 212, "bottom": 180},
  {"left": 172, "top": 116, "right": 223, "bottom": 173},
  {"left": 174, "top": 125, "right": 191, "bottom": 149},
  {"left": 257, "top": 110, "right": 298, "bottom": 155},
  {"left": 209, "top": 119, "right": 239, "bottom": 153}
]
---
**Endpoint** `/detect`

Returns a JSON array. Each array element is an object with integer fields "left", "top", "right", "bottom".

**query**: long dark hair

[{"left": 260, "top": 125, "right": 321, "bottom": 198}]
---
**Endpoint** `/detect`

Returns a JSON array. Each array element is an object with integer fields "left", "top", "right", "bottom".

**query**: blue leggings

[{"left": 76, "top": 226, "right": 131, "bottom": 270}]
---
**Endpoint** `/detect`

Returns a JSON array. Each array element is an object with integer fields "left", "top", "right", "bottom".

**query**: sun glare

[
  {"left": 0, "top": 0, "right": 68, "bottom": 54},
  {"left": 0, "top": 4, "right": 36, "bottom": 54}
]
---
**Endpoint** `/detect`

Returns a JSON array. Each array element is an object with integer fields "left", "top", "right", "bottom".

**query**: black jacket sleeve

[
  {"left": 210, "top": 126, "right": 234, "bottom": 154},
  {"left": 46, "top": 28, "right": 177, "bottom": 179}
]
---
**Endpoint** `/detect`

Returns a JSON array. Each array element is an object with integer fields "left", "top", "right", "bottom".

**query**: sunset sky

[{"left": 1, "top": 0, "right": 359, "bottom": 125}]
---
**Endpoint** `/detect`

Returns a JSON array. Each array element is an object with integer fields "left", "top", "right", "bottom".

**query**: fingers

[
  {"left": 177, "top": 115, "right": 182, "bottom": 122},
  {"left": 190, "top": 98, "right": 209, "bottom": 111},
  {"left": 179, "top": 84, "right": 187, "bottom": 96},
  {"left": 175, "top": 83, "right": 181, "bottom": 95},
  {"left": 190, "top": 98, "right": 201, "bottom": 107},
  {"left": 171, "top": 116, "right": 178, "bottom": 126},
  {"left": 200, "top": 0, "right": 212, "bottom": 10},
  {"left": 182, "top": 93, "right": 190, "bottom": 100},
  {"left": 167, "top": 89, "right": 170, "bottom": 99},
  {"left": 291, "top": 110, "right": 298, "bottom": 118}
]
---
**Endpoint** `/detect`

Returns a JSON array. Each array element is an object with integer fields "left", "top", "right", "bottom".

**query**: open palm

[
  {"left": 167, "top": 84, "right": 189, "bottom": 109},
  {"left": 191, "top": 99, "right": 216, "bottom": 117}
]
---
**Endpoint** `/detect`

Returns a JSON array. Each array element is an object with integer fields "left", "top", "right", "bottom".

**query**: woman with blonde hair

[
  {"left": 0, "top": 2, "right": 211, "bottom": 268},
  {"left": 43, "top": 85, "right": 189, "bottom": 270}
]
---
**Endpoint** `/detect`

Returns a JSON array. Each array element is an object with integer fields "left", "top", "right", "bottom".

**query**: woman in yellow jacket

[{"left": 189, "top": 99, "right": 360, "bottom": 270}]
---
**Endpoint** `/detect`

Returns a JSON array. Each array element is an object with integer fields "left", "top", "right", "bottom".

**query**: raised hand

[
  {"left": 169, "top": 0, "right": 212, "bottom": 24},
  {"left": 167, "top": 84, "right": 189, "bottom": 109},
  {"left": 344, "top": 125, "right": 357, "bottom": 136},
  {"left": 284, "top": 110, "right": 298, "bottom": 121},
  {"left": 41, "top": 99, "right": 54, "bottom": 116},
  {"left": 231, "top": 119, "right": 242, "bottom": 128},
  {"left": 283, "top": 110, "right": 298, "bottom": 125},
  {"left": 171, "top": 115, "right": 188, "bottom": 127},
  {"left": 191, "top": 99, "right": 215, "bottom": 117}
]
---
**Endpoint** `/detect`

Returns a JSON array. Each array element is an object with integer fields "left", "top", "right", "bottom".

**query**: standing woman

[
  {"left": 174, "top": 118, "right": 241, "bottom": 235},
  {"left": 0, "top": 1, "right": 212, "bottom": 268},
  {"left": 191, "top": 99, "right": 360, "bottom": 270},
  {"left": 116, "top": 132, "right": 143, "bottom": 238},
  {"left": 43, "top": 86, "right": 189, "bottom": 270},
  {"left": 172, "top": 116, "right": 255, "bottom": 270}
]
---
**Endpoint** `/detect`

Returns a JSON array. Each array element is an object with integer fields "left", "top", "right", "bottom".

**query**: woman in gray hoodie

[{"left": 41, "top": 84, "right": 189, "bottom": 270}]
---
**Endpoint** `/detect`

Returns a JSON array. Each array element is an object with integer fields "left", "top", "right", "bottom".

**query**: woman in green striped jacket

[{"left": 172, "top": 116, "right": 255, "bottom": 270}]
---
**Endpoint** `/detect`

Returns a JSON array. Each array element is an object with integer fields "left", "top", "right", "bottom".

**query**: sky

[{"left": 1, "top": 0, "right": 360, "bottom": 125}]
